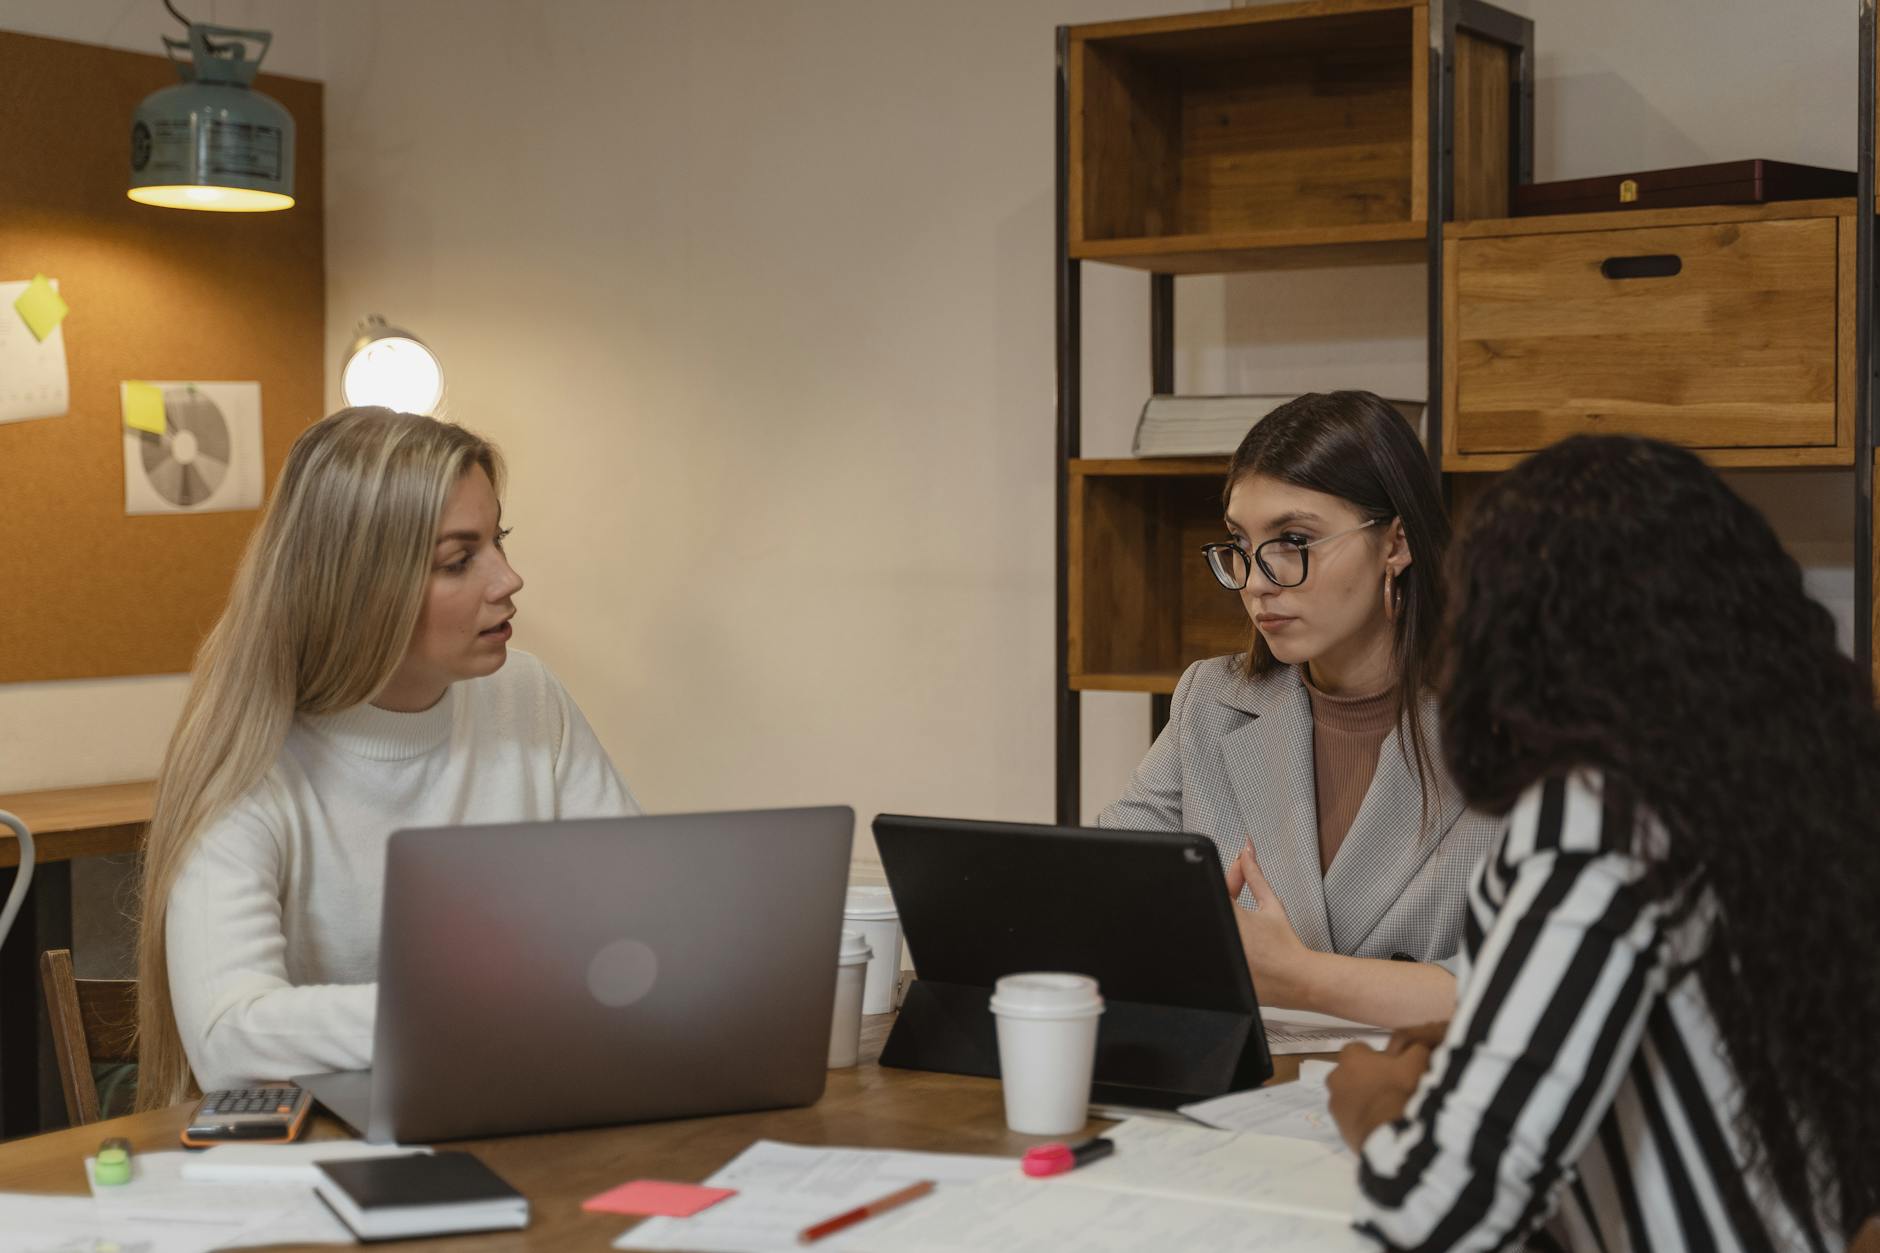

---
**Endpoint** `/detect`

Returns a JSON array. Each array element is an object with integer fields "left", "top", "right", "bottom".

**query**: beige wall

[
  {"left": 313, "top": 0, "right": 1207, "bottom": 867},
  {"left": 2, "top": 2, "right": 1862, "bottom": 883}
]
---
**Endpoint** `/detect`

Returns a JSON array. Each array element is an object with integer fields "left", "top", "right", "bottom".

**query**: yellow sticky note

[
  {"left": 122, "top": 381, "right": 167, "bottom": 435},
  {"left": 13, "top": 274, "right": 68, "bottom": 342}
]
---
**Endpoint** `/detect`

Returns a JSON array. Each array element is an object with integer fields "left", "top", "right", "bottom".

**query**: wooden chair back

[{"left": 38, "top": 947, "right": 137, "bottom": 1127}]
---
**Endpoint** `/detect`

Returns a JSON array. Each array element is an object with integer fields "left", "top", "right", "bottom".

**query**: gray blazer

[{"left": 1098, "top": 655, "right": 1502, "bottom": 964}]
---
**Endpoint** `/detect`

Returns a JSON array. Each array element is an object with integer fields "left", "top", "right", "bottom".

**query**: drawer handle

[{"left": 1600, "top": 254, "right": 1682, "bottom": 280}]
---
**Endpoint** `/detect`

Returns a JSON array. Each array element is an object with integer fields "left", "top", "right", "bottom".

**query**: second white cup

[
  {"left": 827, "top": 929, "right": 873, "bottom": 1068},
  {"left": 990, "top": 972, "right": 1104, "bottom": 1136},
  {"left": 842, "top": 886, "right": 902, "bottom": 1014}
]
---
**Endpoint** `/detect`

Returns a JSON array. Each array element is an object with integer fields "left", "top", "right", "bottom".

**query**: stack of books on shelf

[{"left": 1132, "top": 395, "right": 1426, "bottom": 457}]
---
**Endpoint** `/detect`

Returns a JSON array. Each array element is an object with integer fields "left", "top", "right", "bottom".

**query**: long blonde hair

[{"left": 135, "top": 408, "right": 503, "bottom": 1110}]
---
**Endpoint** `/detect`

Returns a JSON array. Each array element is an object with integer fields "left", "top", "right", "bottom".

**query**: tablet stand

[{"left": 879, "top": 978, "right": 1272, "bottom": 1109}]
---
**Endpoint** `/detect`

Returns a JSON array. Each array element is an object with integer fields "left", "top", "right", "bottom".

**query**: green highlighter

[{"left": 93, "top": 1137, "right": 132, "bottom": 1186}]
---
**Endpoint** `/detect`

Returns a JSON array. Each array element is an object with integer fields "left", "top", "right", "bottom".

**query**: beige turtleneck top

[{"left": 1303, "top": 673, "right": 1398, "bottom": 872}]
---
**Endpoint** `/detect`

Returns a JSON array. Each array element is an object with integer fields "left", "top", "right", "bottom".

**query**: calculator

[{"left": 180, "top": 1084, "right": 314, "bottom": 1147}]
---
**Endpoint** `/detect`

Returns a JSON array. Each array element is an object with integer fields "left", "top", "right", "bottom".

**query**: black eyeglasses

[{"left": 1200, "top": 519, "right": 1380, "bottom": 590}]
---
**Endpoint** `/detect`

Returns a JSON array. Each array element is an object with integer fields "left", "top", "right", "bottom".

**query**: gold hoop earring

[{"left": 1383, "top": 570, "right": 1397, "bottom": 622}]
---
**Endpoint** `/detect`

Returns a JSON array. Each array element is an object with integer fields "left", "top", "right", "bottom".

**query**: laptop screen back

[{"left": 368, "top": 806, "right": 853, "bottom": 1142}]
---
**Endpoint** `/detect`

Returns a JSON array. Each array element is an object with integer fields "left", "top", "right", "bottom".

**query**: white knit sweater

[{"left": 167, "top": 650, "right": 639, "bottom": 1091}]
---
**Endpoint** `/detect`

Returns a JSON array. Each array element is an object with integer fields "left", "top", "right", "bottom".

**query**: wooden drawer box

[{"left": 1443, "top": 199, "right": 1856, "bottom": 470}]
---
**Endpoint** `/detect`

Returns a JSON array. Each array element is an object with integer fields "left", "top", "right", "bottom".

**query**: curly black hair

[{"left": 1441, "top": 435, "right": 1879, "bottom": 1242}]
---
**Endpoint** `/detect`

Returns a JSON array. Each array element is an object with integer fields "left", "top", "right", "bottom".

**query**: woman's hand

[
  {"left": 1224, "top": 839, "right": 1317, "bottom": 1009},
  {"left": 1326, "top": 1040, "right": 1432, "bottom": 1153},
  {"left": 1385, "top": 1020, "right": 1450, "bottom": 1054}
]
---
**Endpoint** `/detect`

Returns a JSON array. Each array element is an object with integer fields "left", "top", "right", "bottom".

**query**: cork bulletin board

[{"left": 0, "top": 30, "right": 323, "bottom": 683}]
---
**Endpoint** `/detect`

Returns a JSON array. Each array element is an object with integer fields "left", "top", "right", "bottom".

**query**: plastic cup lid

[
  {"left": 989, "top": 972, "right": 1102, "bottom": 1016},
  {"left": 837, "top": 928, "right": 873, "bottom": 963},
  {"left": 843, "top": 885, "right": 898, "bottom": 919}
]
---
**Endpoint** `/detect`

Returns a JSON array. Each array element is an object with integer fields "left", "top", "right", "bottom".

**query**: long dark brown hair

[
  {"left": 1442, "top": 435, "right": 1878, "bottom": 1245},
  {"left": 1224, "top": 391, "right": 1451, "bottom": 827}
]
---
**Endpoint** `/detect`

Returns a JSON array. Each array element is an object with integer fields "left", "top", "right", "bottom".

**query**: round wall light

[
  {"left": 342, "top": 317, "right": 446, "bottom": 416},
  {"left": 128, "top": 22, "right": 295, "bottom": 213}
]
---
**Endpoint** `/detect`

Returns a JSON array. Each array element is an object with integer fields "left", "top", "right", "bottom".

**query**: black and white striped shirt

[{"left": 1354, "top": 771, "right": 1833, "bottom": 1252}]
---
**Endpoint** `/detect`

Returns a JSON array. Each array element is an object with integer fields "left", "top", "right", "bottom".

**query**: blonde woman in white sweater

[{"left": 136, "top": 408, "right": 638, "bottom": 1109}]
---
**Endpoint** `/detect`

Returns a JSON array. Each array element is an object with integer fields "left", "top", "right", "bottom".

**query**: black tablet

[{"left": 873, "top": 814, "right": 1273, "bottom": 1108}]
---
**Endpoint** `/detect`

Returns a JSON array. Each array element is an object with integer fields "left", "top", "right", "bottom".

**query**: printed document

[{"left": 1182, "top": 1059, "right": 1347, "bottom": 1149}]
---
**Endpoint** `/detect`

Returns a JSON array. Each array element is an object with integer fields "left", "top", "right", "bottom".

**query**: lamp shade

[
  {"left": 129, "top": 25, "right": 294, "bottom": 212},
  {"left": 342, "top": 317, "right": 446, "bottom": 416}
]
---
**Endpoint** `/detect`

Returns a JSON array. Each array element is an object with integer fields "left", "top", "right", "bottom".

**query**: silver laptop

[{"left": 295, "top": 806, "right": 853, "bottom": 1143}]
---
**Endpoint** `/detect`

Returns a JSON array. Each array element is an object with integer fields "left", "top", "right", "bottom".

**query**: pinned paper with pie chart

[{"left": 121, "top": 381, "right": 264, "bottom": 516}]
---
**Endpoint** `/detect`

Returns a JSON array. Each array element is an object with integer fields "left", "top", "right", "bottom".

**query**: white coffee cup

[
  {"left": 827, "top": 929, "right": 872, "bottom": 1069},
  {"left": 842, "top": 886, "right": 901, "bottom": 1014},
  {"left": 989, "top": 972, "right": 1104, "bottom": 1136}
]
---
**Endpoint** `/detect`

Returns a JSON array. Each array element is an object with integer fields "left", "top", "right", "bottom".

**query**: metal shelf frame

[{"left": 1856, "top": 0, "right": 1874, "bottom": 684}]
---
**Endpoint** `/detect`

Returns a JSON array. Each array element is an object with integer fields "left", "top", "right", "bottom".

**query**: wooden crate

[
  {"left": 1066, "top": 0, "right": 1514, "bottom": 273},
  {"left": 1443, "top": 198, "right": 1857, "bottom": 470},
  {"left": 1068, "top": 459, "right": 1249, "bottom": 693}
]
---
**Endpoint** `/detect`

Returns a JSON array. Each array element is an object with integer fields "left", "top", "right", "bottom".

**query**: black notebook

[{"left": 313, "top": 1151, "right": 528, "bottom": 1241}]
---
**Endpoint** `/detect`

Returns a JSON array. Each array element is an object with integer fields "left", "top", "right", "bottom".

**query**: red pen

[{"left": 798, "top": 1179, "right": 935, "bottom": 1244}]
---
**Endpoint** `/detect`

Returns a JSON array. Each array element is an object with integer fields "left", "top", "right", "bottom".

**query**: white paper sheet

[
  {"left": 120, "top": 380, "right": 264, "bottom": 516},
  {"left": 851, "top": 1116, "right": 1366, "bottom": 1252},
  {"left": 180, "top": 1138, "right": 429, "bottom": 1184},
  {"left": 845, "top": 1175, "right": 1370, "bottom": 1253},
  {"left": 0, "top": 1191, "right": 227, "bottom": 1253},
  {"left": 614, "top": 1140, "right": 1013, "bottom": 1253},
  {"left": 0, "top": 278, "right": 69, "bottom": 425},
  {"left": 1262, "top": 1009, "right": 1389, "bottom": 1056},
  {"left": 1068, "top": 1118, "right": 1358, "bottom": 1223},
  {"left": 618, "top": 1116, "right": 1363, "bottom": 1253},
  {"left": 1087, "top": 1101, "right": 1191, "bottom": 1123},
  {"left": 1182, "top": 1060, "right": 1347, "bottom": 1150},
  {"left": 86, "top": 1150, "right": 352, "bottom": 1247}
]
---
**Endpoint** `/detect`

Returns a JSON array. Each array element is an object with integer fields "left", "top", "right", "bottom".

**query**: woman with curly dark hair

[
  {"left": 1327, "top": 435, "right": 1879, "bottom": 1251},
  {"left": 1101, "top": 392, "right": 1503, "bottom": 1028}
]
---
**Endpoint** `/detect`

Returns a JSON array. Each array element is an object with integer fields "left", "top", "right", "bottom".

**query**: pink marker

[{"left": 1021, "top": 1136, "right": 1115, "bottom": 1178}]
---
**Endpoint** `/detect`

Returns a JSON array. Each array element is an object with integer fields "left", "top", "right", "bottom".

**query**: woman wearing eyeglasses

[{"left": 1100, "top": 391, "right": 1499, "bottom": 1028}]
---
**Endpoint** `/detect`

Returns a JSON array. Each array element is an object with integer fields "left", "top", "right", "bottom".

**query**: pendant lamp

[{"left": 128, "top": 24, "right": 295, "bottom": 212}]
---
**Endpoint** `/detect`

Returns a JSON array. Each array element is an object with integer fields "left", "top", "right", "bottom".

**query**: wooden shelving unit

[
  {"left": 1054, "top": 0, "right": 1535, "bottom": 822},
  {"left": 1058, "top": 1, "right": 1880, "bottom": 822}
]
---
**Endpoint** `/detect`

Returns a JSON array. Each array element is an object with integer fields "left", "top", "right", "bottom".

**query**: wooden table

[
  {"left": 0, "top": 782, "right": 154, "bottom": 869},
  {"left": 0, "top": 781, "right": 154, "bottom": 1138},
  {"left": 0, "top": 1012, "right": 1322, "bottom": 1251}
]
